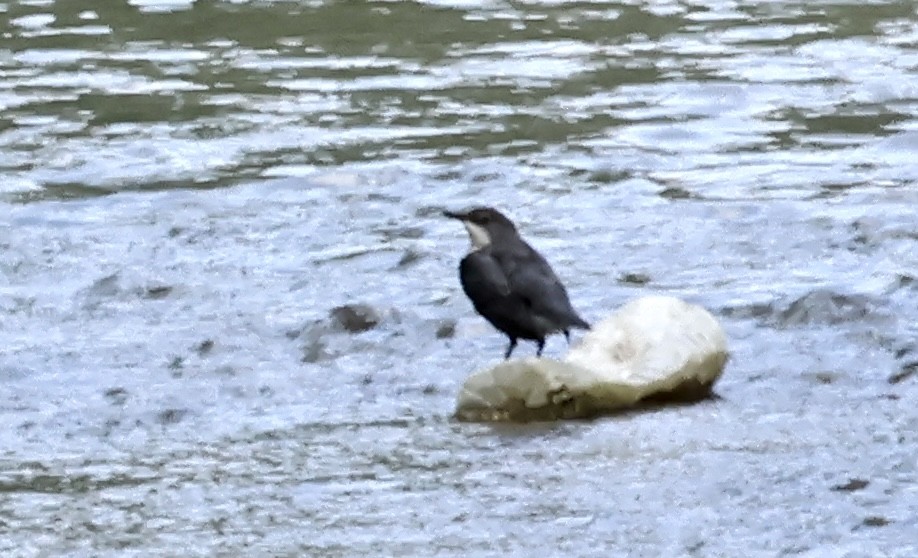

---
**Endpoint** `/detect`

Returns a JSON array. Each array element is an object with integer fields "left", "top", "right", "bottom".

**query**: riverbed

[{"left": 1, "top": 0, "right": 917, "bottom": 555}]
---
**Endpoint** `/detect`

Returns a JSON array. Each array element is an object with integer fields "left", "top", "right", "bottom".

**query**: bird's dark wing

[
  {"left": 458, "top": 250, "right": 511, "bottom": 303},
  {"left": 501, "top": 247, "right": 589, "bottom": 329}
]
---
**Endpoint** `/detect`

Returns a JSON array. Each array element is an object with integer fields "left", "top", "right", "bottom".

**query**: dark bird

[{"left": 443, "top": 207, "right": 590, "bottom": 359}]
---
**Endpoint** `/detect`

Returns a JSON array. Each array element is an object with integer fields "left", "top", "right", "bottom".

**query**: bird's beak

[
  {"left": 442, "top": 210, "right": 467, "bottom": 221},
  {"left": 443, "top": 210, "right": 491, "bottom": 249}
]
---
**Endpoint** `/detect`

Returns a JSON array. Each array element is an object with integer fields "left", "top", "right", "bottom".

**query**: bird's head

[{"left": 443, "top": 207, "right": 518, "bottom": 249}]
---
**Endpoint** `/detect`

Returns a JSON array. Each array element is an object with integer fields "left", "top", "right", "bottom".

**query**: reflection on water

[{"left": 1, "top": 0, "right": 917, "bottom": 555}]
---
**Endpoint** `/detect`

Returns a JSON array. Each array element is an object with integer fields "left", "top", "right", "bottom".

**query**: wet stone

[
  {"left": 297, "top": 305, "right": 416, "bottom": 363},
  {"left": 812, "top": 372, "right": 837, "bottom": 385},
  {"left": 157, "top": 408, "right": 188, "bottom": 425},
  {"left": 778, "top": 290, "right": 874, "bottom": 327},
  {"left": 143, "top": 284, "right": 172, "bottom": 299},
  {"left": 329, "top": 303, "right": 382, "bottom": 333},
  {"left": 888, "top": 361, "right": 918, "bottom": 385},
  {"left": 395, "top": 249, "right": 422, "bottom": 268},
  {"left": 195, "top": 339, "right": 215, "bottom": 356},
  {"left": 659, "top": 186, "right": 694, "bottom": 200},
  {"left": 619, "top": 272, "right": 651, "bottom": 286},
  {"left": 860, "top": 516, "right": 890, "bottom": 528},
  {"left": 588, "top": 169, "right": 628, "bottom": 184},
  {"left": 435, "top": 319, "right": 456, "bottom": 339},
  {"left": 104, "top": 387, "right": 129, "bottom": 405},
  {"left": 472, "top": 172, "right": 501, "bottom": 183},
  {"left": 81, "top": 273, "right": 122, "bottom": 309},
  {"left": 456, "top": 296, "right": 728, "bottom": 422},
  {"left": 366, "top": 192, "right": 402, "bottom": 203},
  {"left": 831, "top": 478, "right": 869, "bottom": 492}
]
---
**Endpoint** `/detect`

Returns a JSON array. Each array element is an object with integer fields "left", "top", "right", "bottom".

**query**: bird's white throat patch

[{"left": 463, "top": 221, "right": 491, "bottom": 249}]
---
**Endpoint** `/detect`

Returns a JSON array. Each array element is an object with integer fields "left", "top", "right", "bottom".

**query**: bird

[{"left": 443, "top": 207, "right": 590, "bottom": 360}]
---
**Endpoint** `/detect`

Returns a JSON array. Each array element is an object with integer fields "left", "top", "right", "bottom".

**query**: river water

[{"left": 2, "top": 0, "right": 917, "bottom": 555}]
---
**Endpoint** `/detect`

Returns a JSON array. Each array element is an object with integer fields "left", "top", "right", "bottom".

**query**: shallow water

[{"left": 2, "top": 0, "right": 917, "bottom": 556}]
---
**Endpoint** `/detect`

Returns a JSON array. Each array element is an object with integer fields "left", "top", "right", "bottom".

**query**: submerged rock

[
  {"left": 329, "top": 303, "right": 382, "bottom": 333},
  {"left": 778, "top": 290, "right": 874, "bottom": 327},
  {"left": 455, "top": 296, "right": 728, "bottom": 422},
  {"left": 295, "top": 303, "right": 422, "bottom": 363}
]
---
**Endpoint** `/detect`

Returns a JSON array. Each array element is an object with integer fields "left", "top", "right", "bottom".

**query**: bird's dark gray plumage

[{"left": 443, "top": 207, "right": 590, "bottom": 359}]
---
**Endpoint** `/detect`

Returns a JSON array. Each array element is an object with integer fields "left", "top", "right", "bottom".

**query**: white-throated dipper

[{"left": 443, "top": 207, "right": 590, "bottom": 359}]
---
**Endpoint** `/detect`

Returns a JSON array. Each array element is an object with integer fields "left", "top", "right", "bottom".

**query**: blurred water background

[{"left": 1, "top": 0, "right": 917, "bottom": 555}]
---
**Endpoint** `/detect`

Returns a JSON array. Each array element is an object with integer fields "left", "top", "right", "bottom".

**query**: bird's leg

[
  {"left": 536, "top": 338, "right": 545, "bottom": 357},
  {"left": 504, "top": 338, "right": 518, "bottom": 360},
  {"left": 563, "top": 329, "right": 571, "bottom": 344}
]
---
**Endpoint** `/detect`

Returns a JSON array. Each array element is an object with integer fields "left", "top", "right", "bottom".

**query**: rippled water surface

[{"left": 2, "top": 0, "right": 917, "bottom": 555}]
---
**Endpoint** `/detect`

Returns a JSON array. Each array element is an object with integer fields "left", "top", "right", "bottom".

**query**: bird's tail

[{"left": 569, "top": 314, "right": 591, "bottom": 330}]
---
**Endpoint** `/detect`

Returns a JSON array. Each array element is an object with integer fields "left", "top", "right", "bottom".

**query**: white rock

[{"left": 455, "top": 296, "right": 729, "bottom": 421}]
